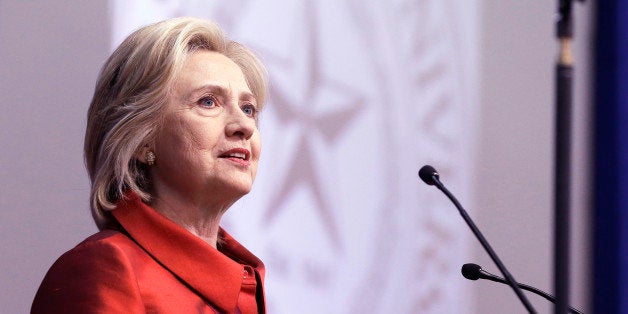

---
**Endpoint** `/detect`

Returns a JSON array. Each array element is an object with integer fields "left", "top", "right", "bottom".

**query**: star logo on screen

[{"left": 251, "top": 1, "right": 365, "bottom": 251}]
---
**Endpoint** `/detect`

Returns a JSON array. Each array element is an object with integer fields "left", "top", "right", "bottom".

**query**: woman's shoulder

[
  {"left": 54, "top": 229, "right": 141, "bottom": 261},
  {"left": 31, "top": 230, "right": 147, "bottom": 313},
  {"left": 75, "top": 229, "right": 134, "bottom": 249}
]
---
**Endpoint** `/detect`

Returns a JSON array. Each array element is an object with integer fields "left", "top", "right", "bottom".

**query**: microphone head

[
  {"left": 418, "top": 165, "right": 439, "bottom": 185},
  {"left": 461, "top": 263, "right": 483, "bottom": 280}
]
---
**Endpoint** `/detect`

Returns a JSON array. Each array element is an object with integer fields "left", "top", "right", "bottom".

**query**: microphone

[
  {"left": 462, "top": 263, "right": 583, "bottom": 314},
  {"left": 418, "top": 165, "right": 439, "bottom": 185},
  {"left": 417, "top": 165, "right": 537, "bottom": 313}
]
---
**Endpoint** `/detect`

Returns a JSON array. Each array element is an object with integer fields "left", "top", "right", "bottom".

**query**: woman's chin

[{"left": 215, "top": 178, "right": 254, "bottom": 198}]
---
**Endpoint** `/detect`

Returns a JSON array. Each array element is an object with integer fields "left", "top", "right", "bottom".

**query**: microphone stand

[
  {"left": 554, "top": 1, "right": 583, "bottom": 313},
  {"left": 427, "top": 174, "right": 536, "bottom": 313}
]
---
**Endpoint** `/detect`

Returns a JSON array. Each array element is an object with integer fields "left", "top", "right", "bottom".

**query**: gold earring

[{"left": 146, "top": 151, "right": 156, "bottom": 166}]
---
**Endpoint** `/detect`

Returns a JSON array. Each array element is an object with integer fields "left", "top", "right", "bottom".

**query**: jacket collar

[{"left": 111, "top": 193, "right": 265, "bottom": 313}]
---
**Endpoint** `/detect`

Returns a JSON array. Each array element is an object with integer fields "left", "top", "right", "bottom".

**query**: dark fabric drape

[{"left": 594, "top": 1, "right": 628, "bottom": 313}]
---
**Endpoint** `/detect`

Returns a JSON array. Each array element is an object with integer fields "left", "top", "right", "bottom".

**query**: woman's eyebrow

[
  {"left": 187, "top": 84, "right": 256, "bottom": 102},
  {"left": 187, "top": 84, "right": 230, "bottom": 97},
  {"left": 239, "top": 91, "right": 256, "bottom": 102}
]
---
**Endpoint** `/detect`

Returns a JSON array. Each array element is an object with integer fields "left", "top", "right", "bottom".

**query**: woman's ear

[{"left": 136, "top": 144, "right": 154, "bottom": 165}]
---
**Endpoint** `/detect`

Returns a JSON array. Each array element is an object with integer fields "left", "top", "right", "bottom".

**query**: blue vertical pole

[{"left": 594, "top": 1, "right": 628, "bottom": 313}]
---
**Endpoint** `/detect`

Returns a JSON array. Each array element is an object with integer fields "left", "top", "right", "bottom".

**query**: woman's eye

[
  {"left": 199, "top": 96, "right": 217, "bottom": 108},
  {"left": 242, "top": 103, "right": 258, "bottom": 117}
]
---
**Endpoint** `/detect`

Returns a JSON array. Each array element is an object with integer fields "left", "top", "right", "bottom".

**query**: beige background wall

[
  {"left": 472, "top": 1, "right": 592, "bottom": 313},
  {"left": 0, "top": 1, "right": 592, "bottom": 313},
  {"left": 0, "top": 1, "right": 109, "bottom": 312}
]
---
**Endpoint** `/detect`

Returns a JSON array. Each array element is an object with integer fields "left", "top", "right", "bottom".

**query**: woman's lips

[{"left": 219, "top": 148, "right": 251, "bottom": 166}]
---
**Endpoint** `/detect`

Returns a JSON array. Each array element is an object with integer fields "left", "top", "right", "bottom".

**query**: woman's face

[{"left": 151, "top": 50, "right": 261, "bottom": 206}]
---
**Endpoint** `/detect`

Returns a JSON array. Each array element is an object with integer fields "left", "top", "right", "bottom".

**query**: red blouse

[{"left": 32, "top": 193, "right": 266, "bottom": 314}]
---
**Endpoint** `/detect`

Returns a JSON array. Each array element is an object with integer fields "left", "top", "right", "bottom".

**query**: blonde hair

[{"left": 84, "top": 17, "right": 268, "bottom": 229}]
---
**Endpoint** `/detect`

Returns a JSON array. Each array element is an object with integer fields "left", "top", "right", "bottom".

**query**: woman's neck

[{"left": 149, "top": 192, "right": 234, "bottom": 248}]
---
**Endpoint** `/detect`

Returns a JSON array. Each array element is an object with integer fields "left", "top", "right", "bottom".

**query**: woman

[{"left": 32, "top": 17, "right": 268, "bottom": 314}]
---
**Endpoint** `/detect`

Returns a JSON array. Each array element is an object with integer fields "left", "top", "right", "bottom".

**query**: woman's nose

[{"left": 225, "top": 107, "right": 256, "bottom": 140}]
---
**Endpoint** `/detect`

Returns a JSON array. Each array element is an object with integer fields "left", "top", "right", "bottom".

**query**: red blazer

[{"left": 32, "top": 193, "right": 266, "bottom": 314}]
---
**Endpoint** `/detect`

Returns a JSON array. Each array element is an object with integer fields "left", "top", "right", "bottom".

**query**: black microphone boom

[
  {"left": 462, "top": 263, "right": 583, "bottom": 314},
  {"left": 418, "top": 165, "right": 537, "bottom": 313}
]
